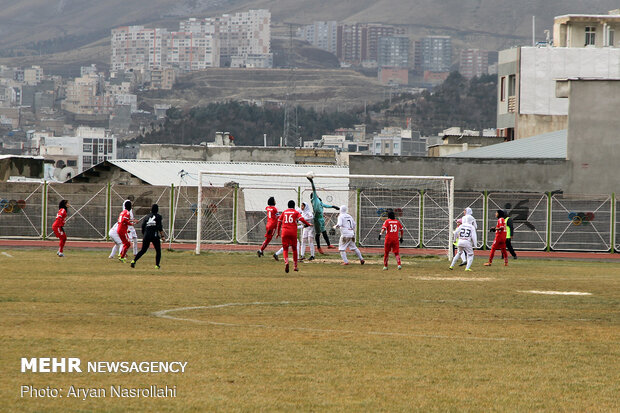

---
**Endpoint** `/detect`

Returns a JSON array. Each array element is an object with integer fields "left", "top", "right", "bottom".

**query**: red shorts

[
  {"left": 492, "top": 239, "right": 506, "bottom": 249},
  {"left": 282, "top": 233, "right": 297, "bottom": 249},
  {"left": 265, "top": 223, "right": 277, "bottom": 238},
  {"left": 384, "top": 238, "right": 400, "bottom": 254}
]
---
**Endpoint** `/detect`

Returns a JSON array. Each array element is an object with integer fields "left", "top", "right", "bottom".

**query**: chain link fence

[{"left": 2, "top": 182, "right": 619, "bottom": 253}]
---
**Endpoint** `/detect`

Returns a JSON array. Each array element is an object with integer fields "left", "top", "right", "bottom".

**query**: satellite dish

[{"left": 59, "top": 167, "right": 75, "bottom": 182}]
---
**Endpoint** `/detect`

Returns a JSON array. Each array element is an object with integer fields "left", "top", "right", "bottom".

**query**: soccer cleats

[
  {"left": 285, "top": 263, "right": 289, "bottom": 273},
  {"left": 57, "top": 251, "right": 64, "bottom": 257},
  {"left": 155, "top": 265, "right": 160, "bottom": 269},
  {"left": 273, "top": 253, "right": 279, "bottom": 261},
  {"left": 130, "top": 260, "right": 135, "bottom": 268},
  {"left": 360, "top": 259, "right": 365, "bottom": 265},
  {"left": 119, "top": 257, "right": 126, "bottom": 263},
  {"left": 449, "top": 266, "right": 454, "bottom": 270},
  {"left": 459, "top": 261, "right": 467, "bottom": 267},
  {"left": 465, "top": 268, "right": 473, "bottom": 272},
  {"left": 484, "top": 262, "right": 492, "bottom": 266},
  {"left": 382, "top": 266, "right": 388, "bottom": 270},
  {"left": 317, "top": 248, "right": 325, "bottom": 255},
  {"left": 308, "top": 256, "right": 315, "bottom": 261},
  {"left": 257, "top": 250, "right": 263, "bottom": 257}
]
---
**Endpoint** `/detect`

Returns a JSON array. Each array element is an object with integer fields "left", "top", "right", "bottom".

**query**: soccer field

[{"left": 1, "top": 249, "right": 619, "bottom": 412}]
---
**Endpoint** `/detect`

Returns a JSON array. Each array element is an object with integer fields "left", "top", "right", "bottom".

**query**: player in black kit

[{"left": 131, "top": 204, "right": 165, "bottom": 269}]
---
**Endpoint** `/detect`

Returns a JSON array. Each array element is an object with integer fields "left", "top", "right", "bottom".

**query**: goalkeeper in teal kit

[{"left": 307, "top": 176, "right": 340, "bottom": 254}]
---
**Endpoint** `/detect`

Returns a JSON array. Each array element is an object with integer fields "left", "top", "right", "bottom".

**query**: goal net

[{"left": 196, "top": 171, "right": 454, "bottom": 258}]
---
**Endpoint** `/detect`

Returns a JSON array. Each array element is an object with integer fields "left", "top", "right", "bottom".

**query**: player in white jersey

[
  {"left": 334, "top": 205, "right": 364, "bottom": 265},
  {"left": 463, "top": 207, "right": 478, "bottom": 230},
  {"left": 450, "top": 215, "right": 477, "bottom": 271},
  {"left": 299, "top": 202, "right": 315, "bottom": 261}
]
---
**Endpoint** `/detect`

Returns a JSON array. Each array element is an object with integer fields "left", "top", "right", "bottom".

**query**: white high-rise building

[
  {"left": 111, "top": 26, "right": 169, "bottom": 71},
  {"left": 297, "top": 21, "right": 338, "bottom": 54}
]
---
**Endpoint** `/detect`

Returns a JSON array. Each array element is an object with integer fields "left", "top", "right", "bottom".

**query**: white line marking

[
  {"left": 152, "top": 301, "right": 511, "bottom": 342},
  {"left": 1, "top": 252, "right": 13, "bottom": 257},
  {"left": 519, "top": 290, "right": 592, "bottom": 296},
  {"left": 410, "top": 276, "right": 495, "bottom": 281}
]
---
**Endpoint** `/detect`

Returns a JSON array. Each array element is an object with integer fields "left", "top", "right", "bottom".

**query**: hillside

[
  {"left": 1, "top": 0, "right": 618, "bottom": 53},
  {"left": 140, "top": 68, "right": 387, "bottom": 110}
]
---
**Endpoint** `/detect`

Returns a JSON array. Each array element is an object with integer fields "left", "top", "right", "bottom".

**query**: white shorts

[
  {"left": 302, "top": 226, "right": 315, "bottom": 239},
  {"left": 339, "top": 235, "right": 356, "bottom": 251},
  {"left": 109, "top": 228, "right": 122, "bottom": 245},
  {"left": 456, "top": 239, "right": 474, "bottom": 256},
  {"left": 128, "top": 226, "right": 137, "bottom": 239}
]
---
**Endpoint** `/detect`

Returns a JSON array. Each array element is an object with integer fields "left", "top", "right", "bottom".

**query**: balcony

[{"left": 507, "top": 95, "right": 516, "bottom": 113}]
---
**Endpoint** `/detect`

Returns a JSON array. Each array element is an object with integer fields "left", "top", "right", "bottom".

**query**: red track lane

[{"left": 1, "top": 239, "right": 619, "bottom": 261}]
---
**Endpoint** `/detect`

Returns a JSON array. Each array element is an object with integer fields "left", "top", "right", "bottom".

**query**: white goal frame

[{"left": 196, "top": 171, "right": 454, "bottom": 259}]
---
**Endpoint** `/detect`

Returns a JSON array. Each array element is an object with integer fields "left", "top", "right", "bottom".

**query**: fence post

[
  {"left": 482, "top": 190, "right": 488, "bottom": 249},
  {"left": 233, "top": 186, "right": 238, "bottom": 244},
  {"left": 169, "top": 184, "right": 175, "bottom": 242},
  {"left": 356, "top": 188, "right": 361, "bottom": 247},
  {"left": 105, "top": 182, "right": 111, "bottom": 241},
  {"left": 611, "top": 192, "right": 615, "bottom": 253},
  {"left": 42, "top": 181, "right": 47, "bottom": 240},
  {"left": 419, "top": 190, "right": 424, "bottom": 248},
  {"left": 546, "top": 192, "right": 552, "bottom": 252}
]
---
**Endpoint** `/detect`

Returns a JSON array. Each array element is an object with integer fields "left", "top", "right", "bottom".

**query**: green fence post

[
  {"left": 482, "top": 191, "right": 488, "bottom": 249},
  {"left": 42, "top": 181, "right": 47, "bottom": 240},
  {"left": 105, "top": 182, "right": 111, "bottom": 241},
  {"left": 169, "top": 184, "right": 175, "bottom": 242},
  {"left": 355, "top": 189, "right": 361, "bottom": 247},
  {"left": 546, "top": 192, "right": 552, "bottom": 252},
  {"left": 419, "top": 190, "right": 424, "bottom": 248},
  {"left": 233, "top": 186, "right": 238, "bottom": 244},
  {"left": 611, "top": 193, "right": 615, "bottom": 253}
]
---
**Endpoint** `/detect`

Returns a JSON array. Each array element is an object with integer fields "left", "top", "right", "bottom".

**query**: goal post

[{"left": 196, "top": 171, "right": 454, "bottom": 259}]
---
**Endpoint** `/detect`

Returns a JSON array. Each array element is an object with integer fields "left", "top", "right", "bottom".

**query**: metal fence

[{"left": 1, "top": 182, "right": 619, "bottom": 252}]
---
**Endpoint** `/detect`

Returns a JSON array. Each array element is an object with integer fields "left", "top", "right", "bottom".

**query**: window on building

[
  {"left": 83, "top": 144, "right": 92, "bottom": 152},
  {"left": 609, "top": 29, "right": 615, "bottom": 47},
  {"left": 500, "top": 77, "right": 506, "bottom": 101},
  {"left": 585, "top": 26, "right": 596, "bottom": 46},
  {"left": 508, "top": 75, "right": 516, "bottom": 96},
  {"left": 66, "top": 160, "right": 77, "bottom": 167}
]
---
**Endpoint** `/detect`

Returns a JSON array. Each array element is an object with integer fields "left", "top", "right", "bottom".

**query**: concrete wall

[
  {"left": 516, "top": 114, "right": 568, "bottom": 140},
  {"left": 350, "top": 155, "right": 570, "bottom": 192},
  {"left": 0, "top": 157, "right": 46, "bottom": 181},
  {"left": 566, "top": 79, "right": 620, "bottom": 194},
  {"left": 138, "top": 144, "right": 337, "bottom": 165}
]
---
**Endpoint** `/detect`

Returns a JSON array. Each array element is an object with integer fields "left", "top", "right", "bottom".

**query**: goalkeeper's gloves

[
  {"left": 333, "top": 206, "right": 340, "bottom": 210},
  {"left": 378, "top": 234, "right": 382, "bottom": 240}
]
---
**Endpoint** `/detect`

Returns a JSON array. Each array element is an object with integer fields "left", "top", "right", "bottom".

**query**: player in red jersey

[
  {"left": 52, "top": 199, "right": 69, "bottom": 257},
  {"left": 257, "top": 197, "right": 278, "bottom": 257},
  {"left": 276, "top": 200, "right": 311, "bottom": 273},
  {"left": 484, "top": 209, "right": 508, "bottom": 266},
  {"left": 116, "top": 200, "right": 134, "bottom": 262},
  {"left": 379, "top": 210, "right": 404, "bottom": 270}
]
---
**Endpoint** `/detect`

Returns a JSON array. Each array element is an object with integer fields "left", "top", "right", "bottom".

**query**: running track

[{"left": 1, "top": 239, "right": 619, "bottom": 261}]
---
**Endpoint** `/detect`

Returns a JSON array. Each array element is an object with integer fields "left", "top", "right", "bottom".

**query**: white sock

[
  {"left": 300, "top": 239, "right": 307, "bottom": 257},
  {"left": 451, "top": 253, "right": 460, "bottom": 267},
  {"left": 276, "top": 247, "right": 283, "bottom": 256},
  {"left": 309, "top": 241, "right": 315, "bottom": 257},
  {"left": 466, "top": 254, "right": 474, "bottom": 270},
  {"left": 132, "top": 238, "right": 139, "bottom": 255},
  {"left": 110, "top": 244, "right": 119, "bottom": 257},
  {"left": 353, "top": 247, "right": 363, "bottom": 261},
  {"left": 340, "top": 251, "right": 348, "bottom": 263}
]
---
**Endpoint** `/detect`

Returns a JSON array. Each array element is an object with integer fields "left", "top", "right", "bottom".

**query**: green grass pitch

[{"left": 1, "top": 249, "right": 619, "bottom": 412}]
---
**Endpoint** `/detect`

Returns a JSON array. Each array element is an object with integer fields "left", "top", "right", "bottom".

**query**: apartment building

[
  {"left": 497, "top": 10, "right": 620, "bottom": 140},
  {"left": 415, "top": 36, "right": 452, "bottom": 73},
  {"left": 62, "top": 73, "right": 114, "bottom": 115},
  {"left": 297, "top": 21, "right": 338, "bottom": 54},
  {"left": 111, "top": 26, "right": 169, "bottom": 71},
  {"left": 336, "top": 23, "right": 406, "bottom": 65},
  {"left": 459, "top": 49, "right": 491, "bottom": 79},
  {"left": 219, "top": 9, "right": 272, "bottom": 68},
  {"left": 372, "top": 128, "right": 426, "bottom": 156}
]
